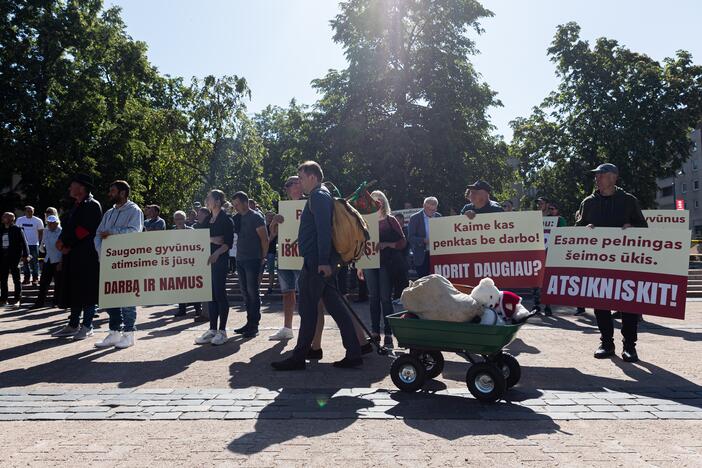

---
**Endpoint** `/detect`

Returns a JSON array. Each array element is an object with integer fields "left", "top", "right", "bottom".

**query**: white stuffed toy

[
  {"left": 400, "top": 274, "right": 484, "bottom": 322},
  {"left": 470, "top": 277, "right": 535, "bottom": 325}
]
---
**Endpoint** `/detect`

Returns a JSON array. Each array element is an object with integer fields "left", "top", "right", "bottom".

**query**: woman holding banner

[
  {"left": 195, "top": 190, "right": 234, "bottom": 346},
  {"left": 359, "top": 190, "right": 407, "bottom": 349}
]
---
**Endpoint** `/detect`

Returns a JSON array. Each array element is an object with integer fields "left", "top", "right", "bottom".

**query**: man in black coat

[
  {"left": 575, "top": 163, "right": 647, "bottom": 363},
  {"left": 52, "top": 174, "right": 103, "bottom": 340},
  {"left": 0, "top": 212, "right": 29, "bottom": 306}
]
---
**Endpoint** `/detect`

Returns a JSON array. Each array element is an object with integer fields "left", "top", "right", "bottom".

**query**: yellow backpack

[{"left": 331, "top": 197, "right": 370, "bottom": 265}]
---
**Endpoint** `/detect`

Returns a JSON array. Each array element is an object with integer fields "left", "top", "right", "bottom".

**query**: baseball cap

[
  {"left": 591, "top": 163, "right": 619, "bottom": 174},
  {"left": 46, "top": 215, "right": 59, "bottom": 223},
  {"left": 466, "top": 180, "right": 493, "bottom": 193}
]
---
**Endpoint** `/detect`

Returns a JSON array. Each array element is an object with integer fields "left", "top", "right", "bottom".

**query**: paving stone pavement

[
  {"left": 1, "top": 292, "right": 701, "bottom": 465},
  {"left": 0, "top": 386, "right": 701, "bottom": 421}
]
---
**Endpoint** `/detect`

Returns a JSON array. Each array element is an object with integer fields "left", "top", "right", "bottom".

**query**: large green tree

[
  {"left": 308, "top": 0, "right": 511, "bottom": 210},
  {"left": 511, "top": 22, "right": 702, "bottom": 220},
  {"left": 0, "top": 0, "right": 197, "bottom": 213}
]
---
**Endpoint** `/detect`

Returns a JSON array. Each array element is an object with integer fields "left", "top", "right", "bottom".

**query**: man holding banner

[
  {"left": 94, "top": 180, "right": 144, "bottom": 349},
  {"left": 575, "top": 163, "right": 647, "bottom": 362},
  {"left": 461, "top": 180, "right": 504, "bottom": 218}
]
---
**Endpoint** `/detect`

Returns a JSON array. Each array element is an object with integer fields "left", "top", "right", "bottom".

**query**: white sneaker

[
  {"left": 195, "top": 329, "right": 217, "bottom": 345},
  {"left": 269, "top": 327, "right": 294, "bottom": 341},
  {"left": 94, "top": 330, "right": 122, "bottom": 348},
  {"left": 115, "top": 331, "right": 135, "bottom": 349},
  {"left": 211, "top": 330, "right": 228, "bottom": 346}
]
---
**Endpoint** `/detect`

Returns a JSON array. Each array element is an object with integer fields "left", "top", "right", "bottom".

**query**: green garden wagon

[{"left": 387, "top": 311, "right": 526, "bottom": 403}]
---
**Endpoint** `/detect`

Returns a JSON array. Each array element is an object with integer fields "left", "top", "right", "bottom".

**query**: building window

[
  {"left": 682, "top": 183, "right": 687, "bottom": 193},
  {"left": 695, "top": 200, "right": 700, "bottom": 209},
  {"left": 695, "top": 180, "right": 700, "bottom": 191},
  {"left": 660, "top": 186, "right": 673, "bottom": 197},
  {"left": 694, "top": 159, "right": 699, "bottom": 171}
]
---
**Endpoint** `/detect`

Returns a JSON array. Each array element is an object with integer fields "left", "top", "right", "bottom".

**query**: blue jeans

[
  {"left": 107, "top": 306, "right": 137, "bottom": 332},
  {"left": 237, "top": 259, "right": 262, "bottom": 329},
  {"left": 68, "top": 304, "right": 97, "bottom": 329},
  {"left": 23, "top": 245, "right": 39, "bottom": 280},
  {"left": 209, "top": 254, "right": 230, "bottom": 330},
  {"left": 364, "top": 267, "right": 394, "bottom": 335}
]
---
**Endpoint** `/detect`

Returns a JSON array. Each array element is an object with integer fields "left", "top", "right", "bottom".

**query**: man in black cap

[
  {"left": 461, "top": 180, "right": 504, "bottom": 219},
  {"left": 52, "top": 174, "right": 103, "bottom": 340},
  {"left": 575, "top": 163, "right": 647, "bottom": 362}
]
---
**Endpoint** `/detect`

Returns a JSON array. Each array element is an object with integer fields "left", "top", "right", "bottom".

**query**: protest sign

[
  {"left": 99, "top": 229, "right": 212, "bottom": 308},
  {"left": 642, "top": 210, "right": 689, "bottom": 230},
  {"left": 392, "top": 208, "right": 421, "bottom": 227},
  {"left": 543, "top": 216, "right": 559, "bottom": 247},
  {"left": 277, "top": 200, "right": 307, "bottom": 270},
  {"left": 542, "top": 227, "right": 690, "bottom": 319},
  {"left": 356, "top": 211, "right": 381, "bottom": 269},
  {"left": 428, "top": 211, "right": 546, "bottom": 288},
  {"left": 277, "top": 200, "right": 380, "bottom": 269}
]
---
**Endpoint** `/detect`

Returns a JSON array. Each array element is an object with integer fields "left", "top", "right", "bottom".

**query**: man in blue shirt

[
  {"left": 272, "top": 161, "right": 362, "bottom": 370},
  {"left": 461, "top": 180, "right": 504, "bottom": 219}
]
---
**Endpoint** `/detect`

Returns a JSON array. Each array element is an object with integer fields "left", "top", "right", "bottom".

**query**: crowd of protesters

[{"left": 0, "top": 161, "right": 647, "bottom": 364}]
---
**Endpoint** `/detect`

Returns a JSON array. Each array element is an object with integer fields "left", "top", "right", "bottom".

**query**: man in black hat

[
  {"left": 575, "top": 163, "right": 647, "bottom": 362},
  {"left": 461, "top": 180, "right": 504, "bottom": 219},
  {"left": 52, "top": 174, "right": 103, "bottom": 340}
]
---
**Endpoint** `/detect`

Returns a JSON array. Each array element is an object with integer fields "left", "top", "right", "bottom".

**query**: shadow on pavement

[{"left": 0, "top": 336, "right": 251, "bottom": 388}]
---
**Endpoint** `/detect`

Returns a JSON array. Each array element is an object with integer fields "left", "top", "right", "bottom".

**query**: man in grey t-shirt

[{"left": 232, "top": 191, "right": 269, "bottom": 336}]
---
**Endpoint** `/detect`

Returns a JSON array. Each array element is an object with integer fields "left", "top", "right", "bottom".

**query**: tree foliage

[
  {"left": 302, "top": 0, "right": 511, "bottom": 211},
  {"left": 511, "top": 22, "right": 702, "bottom": 220}
]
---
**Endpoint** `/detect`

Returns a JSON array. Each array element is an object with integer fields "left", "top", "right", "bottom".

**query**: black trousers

[
  {"left": 0, "top": 256, "right": 21, "bottom": 302},
  {"left": 594, "top": 309, "right": 638, "bottom": 350},
  {"left": 37, "top": 262, "right": 62, "bottom": 305},
  {"left": 292, "top": 261, "right": 361, "bottom": 361}
]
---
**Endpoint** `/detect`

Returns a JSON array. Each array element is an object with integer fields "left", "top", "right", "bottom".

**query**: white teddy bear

[{"left": 470, "top": 277, "right": 535, "bottom": 325}]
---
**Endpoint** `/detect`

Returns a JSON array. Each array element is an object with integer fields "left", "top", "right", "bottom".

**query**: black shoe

[
  {"left": 193, "top": 315, "right": 208, "bottom": 323},
  {"left": 544, "top": 306, "right": 552, "bottom": 316},
  {"left": 622, "top": 349, "right": 639, "bottom": 363},
  {"left": 594, "top": 345, "right": 615, "bottom": 359},
  {"left": 242, "top": 329, "right": 259, "bottom": 338},
  {"left": 575, "top": 308, "right": 586, "bottom": 316},
  {"left": 306, "top": 348, "right": 323, "bottom": 360},
  {"left": 234, "top": 324, "right": 252, "bottom": 334},
  {"left": 272, "top": 357, "right": 306, "bottom": 371},
  {"left": 332, "top": 357, "right": 362, "bottom": 368},
  {"left": 174, "top": 310, "right": 187, "bottom": 317},
  {"left": 532, "top": 305, "right": 542, "bottom": 313},
  {"left": 22, "top": 278, "right": 30, "bottom": 285},
  {"left": 360, "top": 343, "right": 374, "bottom": 355},
  {"left": 612, "top": 312, "right": 622, "bottom": 319}
]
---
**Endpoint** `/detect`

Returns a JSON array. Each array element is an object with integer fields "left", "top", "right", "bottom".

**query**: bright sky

[{"left": 107, "top": 0, "right": 702, "bottom": 141}]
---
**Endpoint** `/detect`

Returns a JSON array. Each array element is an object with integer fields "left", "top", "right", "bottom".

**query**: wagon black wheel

[
  {"left": 410, "top": 349, "right": 445, "bottom": 379},
  {"left": 465, "top": 363, "right": 506, "bottom": 403},
  {"left": 495, "top": 352, "right": 521, "bottom": 388},
  {"left": 390, "top": 355, "right": 426, "bottom": 392}
]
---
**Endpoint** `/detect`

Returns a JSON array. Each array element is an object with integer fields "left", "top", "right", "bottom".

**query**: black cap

[
  {"left": 591, "top": 163, "right": 619, "bottom": 175},
  {"left": 70, "top": 173, "right": 94, "bottom": 191},
  {"left": 466, "top": 180, "right": 493, "bottom": 193},
  {"left": 537, "top": 196, "right": 549, "bottom": 202}
]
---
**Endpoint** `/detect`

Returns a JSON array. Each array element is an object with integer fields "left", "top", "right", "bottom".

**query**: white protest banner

[
  {"left": 543, "top": 216, "right": 559, "bottom": 247},
  {"left": 277, "top": 200, "right": 307, "bottom": 270},
  {"left": 355, "top": 211, "right": 381, "bottom": 269},
  {"left": 428, "top": 211, "right": 546, "bottom": 288},
  {"left": 642, "top": 210, "right": 689, "bottom": 230},
  {"left": 99, "top": 229, "right": 212, "bottom": 308},
  {"left": 542, "top": 227, "right": 690, "bottom": 319}
]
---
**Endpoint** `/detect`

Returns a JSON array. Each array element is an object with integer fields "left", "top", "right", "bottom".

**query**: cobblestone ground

[{"left": 1, "top": 294, "right": 701, "bottom": 466}]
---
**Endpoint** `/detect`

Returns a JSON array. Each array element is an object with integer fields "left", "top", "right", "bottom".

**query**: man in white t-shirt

[{"left": 16, "top": 206, "right": 44, "bottom": 286}]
